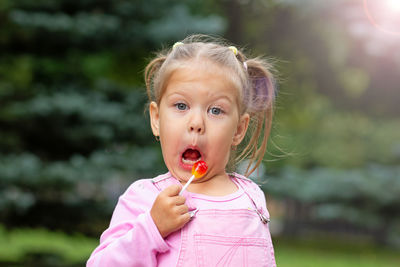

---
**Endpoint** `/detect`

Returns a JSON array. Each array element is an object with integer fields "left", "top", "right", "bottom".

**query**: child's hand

[{"left": 150, "top": 184, "right": 191, "bottom": 238}]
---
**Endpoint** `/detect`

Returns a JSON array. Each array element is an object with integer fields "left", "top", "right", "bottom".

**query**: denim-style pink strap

[{"left": 232, "top": 174, "right": 270, "bottom": 224}]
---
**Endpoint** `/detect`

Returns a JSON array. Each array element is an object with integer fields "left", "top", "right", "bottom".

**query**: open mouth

[{"left": 181, "top": 148, "right": 202, "bottom": 165}]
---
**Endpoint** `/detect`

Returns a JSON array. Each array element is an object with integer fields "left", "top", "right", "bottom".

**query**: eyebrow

[
  {"left": 166, "top": 91, "right": 235, "bottom": 104},
  {"left": 209, "top": 94, "right": 234, "bottom": 104},
  {"left": 164, "top": 91, "right": 186, "bottom": 99}
]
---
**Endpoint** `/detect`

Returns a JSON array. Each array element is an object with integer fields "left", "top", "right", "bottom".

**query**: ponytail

[
  {"left": 237, "top": 57, "right": 276, "bottom": 177},
  {"left": 144, "top": 54, "right": 167, "bottom": 102}
]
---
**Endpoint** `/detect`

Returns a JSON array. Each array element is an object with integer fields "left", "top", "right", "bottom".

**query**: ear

[
  {"left": 233, "top": 113, "right": 250, "bottom": 146},
  {"left": 149, "top": 101, "right": 160, "bottom": 137}
]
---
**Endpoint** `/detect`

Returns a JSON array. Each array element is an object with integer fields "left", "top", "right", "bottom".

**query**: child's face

[{"left": 149, "top": 60, "right": 249, "bottom": 182}]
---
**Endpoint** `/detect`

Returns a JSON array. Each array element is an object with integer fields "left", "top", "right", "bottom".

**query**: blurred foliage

[
  {"left": 1, "top": 86, "right": 152, "bottom": 157},
  {"left": 0, "top": 0, "right": 225, "bottom": 234},
  {"left": 267, "top": 94, "right": 400, "bottom": 169},
  {"left": 0, "top": 225, "right": 97, "bottom": 266},
  {"left": 265, "top": 165, "right": 400, "bottom": 246},
  {"left": 275, "top": 235, "right": 400, "bottom": 267},
  {"left": 0, "top": 147, "right": 164, "bottom": 234}
]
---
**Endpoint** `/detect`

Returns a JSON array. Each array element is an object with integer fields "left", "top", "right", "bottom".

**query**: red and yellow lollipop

[{"left": 179, "top": 160, "right": 208, "bottom": 195}]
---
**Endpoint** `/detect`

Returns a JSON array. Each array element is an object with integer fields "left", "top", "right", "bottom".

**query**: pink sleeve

[{"left": 86, "top": 180, "right": 169, "bottom": 267}]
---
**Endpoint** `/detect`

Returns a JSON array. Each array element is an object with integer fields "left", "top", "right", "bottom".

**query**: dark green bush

[{"left": 265, "top": 165, "right": 400, "bottom": 246}]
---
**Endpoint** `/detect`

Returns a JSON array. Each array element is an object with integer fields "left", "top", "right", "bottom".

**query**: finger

[
  {"left": 163, "top": 184, "right": 182, "bottom": 197},
  {"left": 176, "top": 204, "right": 189, "bottom": 215},
  {"left": 172, "top": 195, "right": 186, "bottom": 206},
  {"left": 179, "top": 213, "right": 191, "bottom": 225}
]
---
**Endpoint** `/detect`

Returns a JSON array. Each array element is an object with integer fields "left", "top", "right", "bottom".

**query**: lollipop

[{"left": 179, "top": 160, "right": 208, "bottom": 195}]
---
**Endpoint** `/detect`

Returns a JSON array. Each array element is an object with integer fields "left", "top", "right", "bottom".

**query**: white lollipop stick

[{"left": 179, "top": 174, "right": 195, "bottom": 195}]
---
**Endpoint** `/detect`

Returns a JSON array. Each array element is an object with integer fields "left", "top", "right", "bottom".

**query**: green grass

[
  {"left": 0, "top": 225, "right": 98, "bottom": 265},
  {"left": 0, "top": 226, "right": 399, "bottom": 266},
  {"left": 274, "top": 235, "right": 400, "bottom": 267}
]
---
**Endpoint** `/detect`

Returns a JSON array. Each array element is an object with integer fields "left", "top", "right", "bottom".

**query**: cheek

[
  {"left": 159, "top": 115, "right": 183, "bottom": 147},
  {"left": 209, "top": 129, "right": 234, "bottom": 154},
  {"left": 160, "top": 122, "right": 179, "bottom": 142},
  {"left": 159, "top": 109, "right": 177, "bottom": 131}
]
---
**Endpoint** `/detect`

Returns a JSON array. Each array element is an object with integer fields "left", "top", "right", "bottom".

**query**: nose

[{"left": 188, "top": 110, "right": 205, "bottom": 134}]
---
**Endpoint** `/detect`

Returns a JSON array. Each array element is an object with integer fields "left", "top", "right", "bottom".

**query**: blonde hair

[{"left": 144, "top": 35, "right": 276, "bottom": 177}]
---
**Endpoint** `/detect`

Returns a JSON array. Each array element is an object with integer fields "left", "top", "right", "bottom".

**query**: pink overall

[{"left": 87, "top": 173, "right": 276, "bottom": 267}]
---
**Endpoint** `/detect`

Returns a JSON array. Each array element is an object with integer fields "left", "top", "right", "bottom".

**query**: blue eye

[
  {"left": 210, "top": 107, "right": 222, "bottom": 115},
  {"left": 175, "top": 103, "right": 187, "bottom": 110}
]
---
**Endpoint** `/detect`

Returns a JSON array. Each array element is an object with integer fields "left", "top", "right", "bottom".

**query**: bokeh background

[{"left": 1, "top": 0, "right": 400, "bottom": 266}]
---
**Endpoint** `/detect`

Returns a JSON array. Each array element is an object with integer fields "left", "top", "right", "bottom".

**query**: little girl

[{"left": 87, "top": 35, "right": 277, "bottom": 267}]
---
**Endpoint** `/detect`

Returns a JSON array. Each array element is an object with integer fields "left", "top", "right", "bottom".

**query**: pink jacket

[{"left": 87, "top": 172, "right": 276, "bottom": 267}]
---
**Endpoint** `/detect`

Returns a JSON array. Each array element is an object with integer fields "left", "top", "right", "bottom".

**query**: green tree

[{"left": 0, "top": 0, "right": 225, "bottom": 234}]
